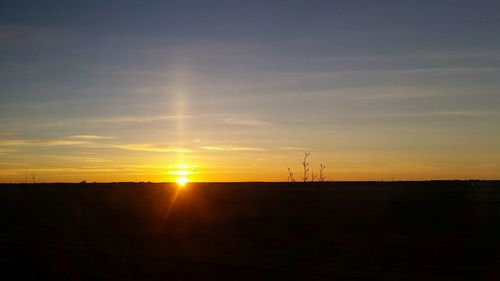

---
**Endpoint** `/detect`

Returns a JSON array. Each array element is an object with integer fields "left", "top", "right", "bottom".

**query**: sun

[
  {"left": 168, "top": 163, "right": 197, "bottom": 186},
  {"left": 176, "top": 176, "right": 188, "bottom": 187}
]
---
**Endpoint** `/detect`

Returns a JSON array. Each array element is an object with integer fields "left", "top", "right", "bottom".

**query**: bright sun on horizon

[{"left": 176, "top": 176, "right": 188, "bottom": 187}]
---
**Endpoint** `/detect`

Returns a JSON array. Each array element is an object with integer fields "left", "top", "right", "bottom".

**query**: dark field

[{"left": 1, "top": 181, "right": 500, "bottom": 280}]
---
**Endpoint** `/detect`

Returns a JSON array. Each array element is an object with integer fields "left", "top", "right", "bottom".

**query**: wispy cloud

[
  {"left": 0, "top": 132, "right": 14, "bottom": 137},
  {"left": 310, "top": 50, "right": 500, "bottom": 63},
  {"left": 342, "top": 87, "right": 455, "bottom": 100},
  {"left": 222, "top": 117, "right": 269, "bottom": 127},
  {"left": 396, "top": 66, "right": 500, "bottom": 75},
  {"left": 112, "top": 67, "right": 171, "bottom": 79},
  {"left": 114, "top": 144, "right": 191, "bottom": 153},
  {"left": 279, "top": 146, "right": 307, "bottom": 151},
  {"left": 370, "top": 110, "right": 499, "bottom": 119},
  {"left": 0, "top": 148, "right": 11, "bottom": 156},
  {"left": 0, "top": 139, "right": 88, "bottom": 146},
  {"left": 90, "top": 115, "right": 192, "bottom": 125},
  {"left": 0, "top": 167, "right": 121, "bottom": 174},
  {"left": 200, "top": 145, "right": 265, "bottom": 152},
  {"left": 424, "top": 111, "right": 499, "bottom": 117},
  {"left": 70, "top": 135, "right": 115, "bottom": 140},
  {"left": 10, "top": 114, "right": 195, "bottom": 129},
  {"left": 0, "top": 137, "right": 191, "bottom": 154},
  {"left": 40, "top": 155, "right": 114, "bottom": 163}
]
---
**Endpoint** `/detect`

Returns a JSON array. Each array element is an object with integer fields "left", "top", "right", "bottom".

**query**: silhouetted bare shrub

[
  {"left": 311, "top": 170, "right": 318, "bottom": 182},
  {"left": 319, "top": 164, "right": 326, "bottom": 182},
  {"left": 287, "top": 168, "right": 295, "bottom": 182},
  {"left": 287, "top": 153, "right": 327, "bottom": 183},
  {"left": 302, "top": 152, "right": 311, "bottom": 182}
]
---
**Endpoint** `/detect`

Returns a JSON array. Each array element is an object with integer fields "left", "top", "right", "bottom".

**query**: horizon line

[{"left": 1, "top": 179, "right": 498, "bottom": 185}]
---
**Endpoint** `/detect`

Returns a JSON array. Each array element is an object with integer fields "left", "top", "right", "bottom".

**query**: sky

[{"left": 1, "top": 0, "right": 499, "bottom": 182}]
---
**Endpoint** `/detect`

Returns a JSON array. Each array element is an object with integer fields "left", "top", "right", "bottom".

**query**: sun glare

[
  {"left": 168, "top": 163, "right": 197, "bottom": 184},
  {"left": 176, "top": 176, "right": 188, "bottom": 187}
]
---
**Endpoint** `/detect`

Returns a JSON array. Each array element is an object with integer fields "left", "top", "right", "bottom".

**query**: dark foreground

[{"left": 1, "top": 181, "right": 500, "bottom": 280}]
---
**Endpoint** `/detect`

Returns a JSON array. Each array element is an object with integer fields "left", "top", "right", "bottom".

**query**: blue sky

[{"left": 1, "top": 1, "right": 499, "bottom": 182}]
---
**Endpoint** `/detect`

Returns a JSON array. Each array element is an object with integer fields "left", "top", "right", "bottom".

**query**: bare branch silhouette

[
  {"left": 287, "top": 167, "right": 295, "bottom": 182},
  {"left": 311, "top": 170, "right": 318, "bottom": 182},
  {"left": 302, "top": 152, "right": 311, "bottom": 183},
  {"left": 319, "top": 164, "right": 326, "bottom": 182}
]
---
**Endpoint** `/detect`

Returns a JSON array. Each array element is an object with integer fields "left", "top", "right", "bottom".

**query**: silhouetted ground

[{"left": 1, "top": 181, "right": 500, "bottom": 280}]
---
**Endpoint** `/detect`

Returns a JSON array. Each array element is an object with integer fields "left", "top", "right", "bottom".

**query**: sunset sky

[{"left": 1, "top": 1, "right": 499, "bottom": 182}]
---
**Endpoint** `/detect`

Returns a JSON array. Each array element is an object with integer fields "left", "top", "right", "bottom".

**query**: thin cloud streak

[
  {"left": 0, "top": 139, "right": 88, "bottom": 146},
  {"left": 310, "top": 50, "right": 500, "bottom": 63},
  {"left": 359, "top": 111, "right": 499, "bottom": 119},
  {"left": 0, "top": 132, "right": 14, "bottom": 137},
  {"left": 90, "top": 115, "right": 193, "bottom": 124},
  {"left": 279, "top": 146, "right": 307, "bottom": 151},
  {"left": 0, "top": 137, "right": 191, "bottom": 154},
  {"left": 22, "top": 115, "right": 195, "bottom": 128},
  {"left": 200, "top": 145, "right": 265, "bottom": 152},
  {"left": 113, "top": 144, "right": 191, "bottom": 153},
  {"left": 70, "top": 135, "right": 115, "bottom": 140},
  {"left": 222, "top": 117, "right": 270, "bottom": 127}
]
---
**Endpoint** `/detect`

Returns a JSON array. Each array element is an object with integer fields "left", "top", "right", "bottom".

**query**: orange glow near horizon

[{"left": 2, "top": 154, "right": 499, "bottom": 183}]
